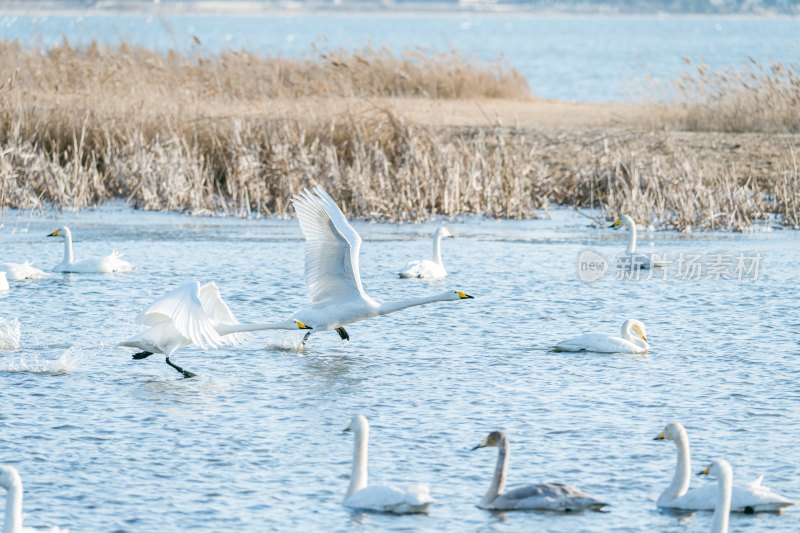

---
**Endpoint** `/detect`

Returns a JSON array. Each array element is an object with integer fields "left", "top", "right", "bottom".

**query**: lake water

[
  {"left": 2, "top": 13, "right": 799, "bottom": 101},
  {"left": 1, "top": 205, "right": 798, "bottom": 532}
]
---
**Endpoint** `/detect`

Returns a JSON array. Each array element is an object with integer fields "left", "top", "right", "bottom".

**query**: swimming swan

[
  {"left": 343, "top": 414, "right": 434, "bottom": 514},
  {"left": 120, "top": 281, "right": 310, "bottom": 378},
  {"left": 554, "top": 319, "right": 649, "bottom": 354},
  {"left": 610, "top": 215, "right": 664, "bottom": 269},
  {"left": 472, "top": 431, "right": 607, "bottom": 511},
  {"left": 0, "top": 262, "right": 47, "bottom": 281},
  {"left": 0, "top": 465, "right": 68, "bottom": 533},
  {"left": 291, "top": 188, "right": 473, "bottom": 343},
  {"left": 654, "top": 422, "right": 794, "bottom": 512},
  {"left": 47, "top": 226, "right": 134, "bottom": 273},
  {"left": 397, "top": 226, "right": 454, "bottom": 279},
  {"left": 699, "top": 460, "right": 733, "bottom": 533}
]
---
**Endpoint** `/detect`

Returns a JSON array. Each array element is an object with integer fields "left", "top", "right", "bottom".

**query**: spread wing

[
  {"left": 197, "top": 282, "right": 245, "bottom": 344},
  {"left": 135, "top": 282, "right": 230, "bottom": 349},
  {"left": 291, "top": 187, "right": 367, "bottom": 307}
]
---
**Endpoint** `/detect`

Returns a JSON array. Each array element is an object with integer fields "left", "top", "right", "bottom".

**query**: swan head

[
  {"left": 47, "top": 226, "right": 71, "bottom": 238},
  {"left": 654, "top": 421, "right": 687, "bottom": 443},
  {"left": 698, "top": 459, "right": 731, "bottom": 479},
  {"left": 610, "top": 215, "right": 635, "bottom": 229},
  {"left": 344, "top": 414, "right": 369, "bottom": 435},
  {"left": 0, "top": 465, "right": 22, "bottom": 490},
  {"left": 472, "top": 430, "right": 505, "bottom": 450},
  {"left": 629, "top": 319, "right": 647, "bottom": 342},
  {"left": 435, "top": 227, "right": 454, "bottom": 239}
]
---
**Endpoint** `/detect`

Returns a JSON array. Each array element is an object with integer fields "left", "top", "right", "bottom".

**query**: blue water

[
  {"left": 1, "top": 206, "right": 799, "bottom": 532},
  {"left": 1, "top": 13, "right": 799, "bottom": 101}
]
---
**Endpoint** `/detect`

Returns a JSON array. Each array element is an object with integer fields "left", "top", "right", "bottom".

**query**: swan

[
  {"left": 397, "top": 226, "right": 454, "bottom": 279},
  {"left": 342, "top": 414, "right": 435, "bottom": 514},
  {"left": 47, "top": 227, "right": 134, "bottom": 273},
  {"left": 554, "top": 319, "right": 649, "bottom": 354},
  {"left": 290, "top": 187, "right": 473, "bottom": 343},
  {"left": 699, "top": 459, "right": 733, "bottom": 533},
  {"left": 0, "top": 262, "right": 47, "bottom": 281},
  {"left": 472, "top": 431, "right": 607, "bottom": 511},
  {"left": 120, "top": 281, "right": 310, "bottom": 378},
  {"left": 610, "top": 215, "right": 664, "bottom": 269},
  {"left": 0, "top": 465, "right": 68, "bottom": 533},
  {"left": 654, "top": 422, "right": 794, "bottom": 512},
  {"left": 0, "top": 273, "right": 7, "bottom": 292}
]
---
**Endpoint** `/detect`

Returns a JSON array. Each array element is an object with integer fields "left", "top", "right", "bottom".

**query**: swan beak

[
  {"left": 47, "top": 230, "right": 59, "bottom": 237},
  {"left": 610, "top": 219, "right": 621, "bottom": 228},
  {"left": 641, "top": 335, "right": 648, "bottom": 342},
  {"left": 456, "top": 291, "right": 474, "bottom": 299},
  {"left": 447, "top": 234, "right": 455, "bottom": 238},
  {"left": 653, "top": 430, "right": 665, "bottom": 441},
  {"left": 471, "top": 437, "right": 489, "bottom": 450},
  {"left": 343, "top": 425, "right": 351, "bottom": 433},
  {"left": 698, "top": 465, "right": 711, "bottom": 476},
  {"left": 295, "top": 320, "right": 312, "bottom": 330}
]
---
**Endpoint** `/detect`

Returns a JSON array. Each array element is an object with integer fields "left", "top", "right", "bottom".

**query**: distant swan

[
  {"left": 397, "top": 226, "right": 454, "bottom": 279},
  {"left": 554, "top": 319, "right": 649, "bottom": 354},
  {"left": 47, "top": 226, "right": 134, "bottom": 273},
  {"left": 0, "top": 464, "right": 68, "bottom": 532},
  {"left": 343, "top": 414, "right": 434, "bottom": 514},
  {"left": 120, "top": 281, "right": 310, "bottom": 378},
  {"left": 0, "top": 262, "right": 47, "bottom": 281},
  {"left": 472, "top": 431, "right": 607, "bottom": 511},
  {"left": 610, "top": 215, "right": 664, "bottom": 269},
  {"left": 699, "top": 460, "right": 733, "bottom": 533},
  {"left": 290, "top": 188, "right": 473, "bottom": 343},
  {"left": 654, "top": 422, "right": 794, "bottom": 512}
]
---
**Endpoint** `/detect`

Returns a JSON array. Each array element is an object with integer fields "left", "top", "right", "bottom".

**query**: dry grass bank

[{"left": 0, "top": 41, "right": 798, "bottom": 230}]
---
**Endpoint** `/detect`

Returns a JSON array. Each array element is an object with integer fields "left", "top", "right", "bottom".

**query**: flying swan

[
  {"left": 1, "top": 465, "right": 68, "bottom": 532},
  {"left": 472, "top": 430, "right": 607, "bottom": 511},
  {"left": 699, "top": 459, "right": 733, "bottom": 533},
  {"left": 654, "top": 422, "right": 794, "bottom": 512},
  {"left": 290, "top": 187, "right": 473, "bottom": 343},
  {"left": 47, "top": 226, "right": 135, "bottom": 273},
  {"left": 397, "top": 226, "right": 454, "bottom": 279},
  {"left": 610, "top": 215, "right": 664, "bottom": 269},
  {"left": 120, "top": 281, "right": 310, "bottom": 378},
  {"left": 554, "top": 319, "right": 649, "bottom": 354},
  {"left": 0, "top": 261, "right": 48, "bottom": 281},
  {"left": 342, "top": 414, "right": 434, "bottom": 514}
]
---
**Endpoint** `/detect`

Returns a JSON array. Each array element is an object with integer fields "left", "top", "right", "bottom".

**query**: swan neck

[
  {"left": 712, "top": 468, "right": 732, "bottom": 533},
  {"left": 481, "top": 436, "right": 509, "bottom": 507},
  {"left": 659, "top": 430, "right": 691, "bottom": 505},
  {"left": 377, "top": 292, "right": 451, "bottom": 316},
  {"left": 216, "top": 320, "right": 298, "bottom": 335},
  {"left": 3, "top": 481, "right": 22, "bottom": 533},
  {"left": 432, "top": 234, "right": 444, "bottom": 266},
  {"left": 626, "top": 219, "right": 637, "bottom": 254},
  {"left": 62, "top": 229, "right": 74, "bottom": 266},
  {"left": 346, "top": 427, "right": 369, "bottom": 500}
]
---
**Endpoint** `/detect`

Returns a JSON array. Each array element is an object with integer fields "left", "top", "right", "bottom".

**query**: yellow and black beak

[
  {"left": 295, "top": 320, "right": 312, "bottom": 330},
  {"left": 447, "top": 234, "right": 455, "bottom": 238},
  {"left": 47, "top": 230, "right": 60, "bottom": 237},
  {"left": 343, "top": 425, "right": 351, "bottom": 433},
  {"left": 653, "top": 430, "right": 665, "bottom": 441},
  {"left": 698, "top": 464, "right": 711, "bottom": 476},
  {"left": 641, "top": 335, "right": 648, "bottom": 342},
  {"left": 456, "top": 291, "right": 474, "bottom": 299},
  {"left": 610, "top": 219, "right": 621, "bottom": 228}
]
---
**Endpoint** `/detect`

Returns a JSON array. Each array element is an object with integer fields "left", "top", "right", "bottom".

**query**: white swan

[
  {"left": 397, "top": 226, "right": 453, "bottom": 279},
  {"left": 120, "top": 281, "right": 310, "bottom": 378},
  {"left": 699, "top": 459, "right": 733, "bottom": 533},
  {"left": 610, "top": 215, "right": 664, "bottom": 269},
  {"left": 47, "top": 227, "right": 134, "bottom": 273},
  {"left": 554, "top": 319, "right": 649, "bottom": 354},
  {"left": 0, "top": 465, "right": 68, "bottom": 533},
  {"left": 290, "top": 188, "right": 473, "bottom": 343},
  {"left": 0, "top": 272, "right": 7, "bottom": 292},
  {"left": 343, "top": 414, "right": 434, "bottom": 514},
  {"left": 0, "top": 262, "right": 47, "bottom": 281},
  {"left": 472, "top": 431, "right": 607, "bottom": 511},
  {"left": 654, "top": 422, "right": 794, "bottom": 512}
]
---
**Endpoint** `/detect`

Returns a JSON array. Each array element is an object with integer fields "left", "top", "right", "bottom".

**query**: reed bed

[{"left": 1, "top": 42, "right": 798, "bottom": 231}]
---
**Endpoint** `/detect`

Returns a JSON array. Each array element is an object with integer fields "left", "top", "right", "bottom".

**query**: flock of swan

[{"left": 1, "top": 187, "right": 795, "bottom": 532}]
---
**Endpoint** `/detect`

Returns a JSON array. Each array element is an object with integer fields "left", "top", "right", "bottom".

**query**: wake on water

[{"left": 0, "top": 317, "right": 21, "bottom": 350}]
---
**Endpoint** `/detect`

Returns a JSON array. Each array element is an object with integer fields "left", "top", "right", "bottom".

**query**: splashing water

[
  {"left": 1, "top": 347, "right": 81, "bottom": 374},
  {"left": 0, "top": 317, "right": 21, "bottom": 350}
]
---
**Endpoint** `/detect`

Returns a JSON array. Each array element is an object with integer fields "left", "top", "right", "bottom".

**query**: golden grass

[{"left": 0, "top": 41, "right": 798, "bottom": 231}]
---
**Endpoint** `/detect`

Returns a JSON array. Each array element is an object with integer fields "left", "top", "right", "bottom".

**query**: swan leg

[
  {"left": 165, "top": 357, "right": 196, "bottom": 379},
  {"left": 302, "top": 331, "right": 312, "bottom": 345},
  {"left": 132, "top": 351, "right": 153, "bottom": 360},
  {"left": 335, "top": 327, "right": 350, "bottom": 341}
]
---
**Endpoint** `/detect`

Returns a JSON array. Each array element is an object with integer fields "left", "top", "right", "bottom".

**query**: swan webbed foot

[
  {"left": 302, "top": 331, "right": 312, "bottom": 345},
  {"left": 165, "top": 357, "right": 196, "bottom": 379},
  {"left": 132, "top": 351, "right": 153, "bottom": 360},
  {"left": 335, "top": 327, "right": 350, "bottom": 341}
]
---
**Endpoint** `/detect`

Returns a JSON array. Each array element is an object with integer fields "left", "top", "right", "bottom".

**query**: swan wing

[
  {"left": 494, "top": 483, "right": 606, "bottom": 511},
  {"left": 398, "top": 260, "right": 446, "bottom": 279},
  {"left": 197, "top": 282, "right": 244, "bottom": 344},
  {"left": 554, "top": 334, "right": 644, "bottom": 354},
  {"left": 292, "top": 187, "right": 367, "bottom": 306},
  {"left": 0, "top": 261, "right": 48, "bottom": 280},
  {"left": 345, "top": 484, "right": 434, "bottom": 513},
  {"left": 135, "top": 282, "right": 225, "bottom": 349},
  {"left": 667, "top": 479, "right": 794, "bottom": 511}
]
